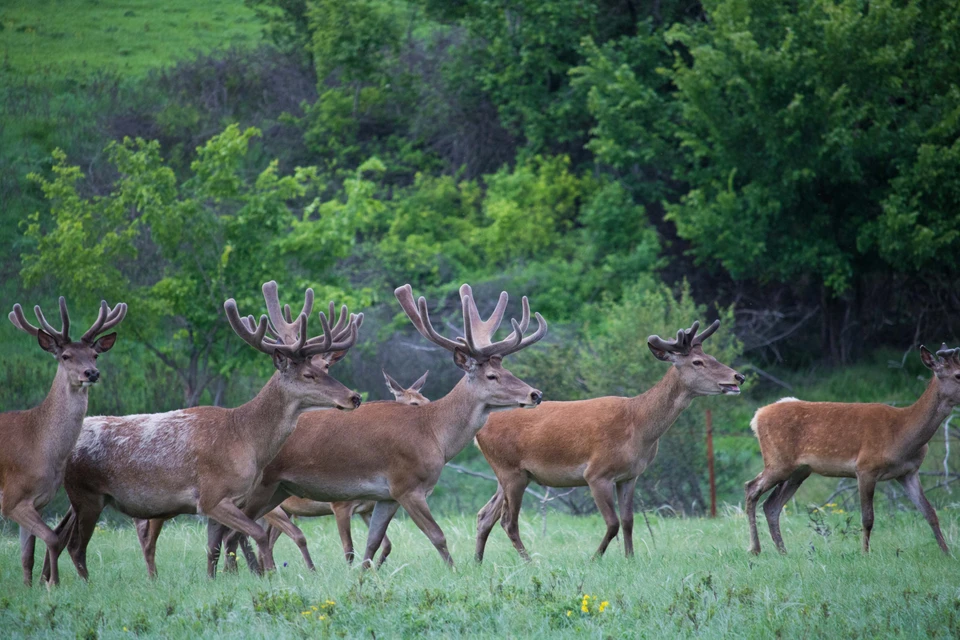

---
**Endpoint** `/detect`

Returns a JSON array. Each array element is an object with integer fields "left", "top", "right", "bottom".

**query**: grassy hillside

[
  {"left": 1, "top": 512, "right": 958, "bottom": 638},
  {"left": 0, "top": 0, "right": 261, "bottom": 76}
]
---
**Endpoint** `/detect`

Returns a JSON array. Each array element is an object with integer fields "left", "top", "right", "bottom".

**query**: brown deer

[
  {"left": 210, "top": 283, "right": 546, "bottom": 570},
  {"left": 745, "top": 344, "right": 960, "bottom": 556},
  {"left": 43, "top": 282, "right": 363, "bottom": 581},
  {"left": 243, "top": 370, "right": 431, "bottom": 570},
  {"left": 1, "top": 297, "right": 125, "bottom": 586},
  {"left": 474, "top": 320, "right": 744, "bottom": 562}
]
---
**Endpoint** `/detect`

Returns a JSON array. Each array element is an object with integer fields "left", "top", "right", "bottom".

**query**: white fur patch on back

[
  {"left": 77, "top": 410, "right": 196, "bottom": 466},
  {"left": 776, "top": 397, "right": 800, "bottom": 403}
]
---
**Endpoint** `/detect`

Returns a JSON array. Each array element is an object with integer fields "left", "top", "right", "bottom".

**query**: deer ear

[
  {"left": 383, "top": 370, "right": 404, "bottom": 396},
  {"left": 325, "top": 350, "right": 349, "bottom": 367},
  {"left": 410, "top": 370, "right": 428, "bottom": 392},
  {"left": 93, "top": 332, "right": 118, "bottom": 353},
  {"left": 920, "top": 345, "right": 939, "bottom": 370},
  {"left": 647, "top": 341, "right": 673, "bottom": 362},
  {"left": 453, "top": 348, "right": 479, "bottom": 373},
  {"left": 37, "top": 329, "right": 58, "bottom": 354},
  {"left": 272, "top": 350, "right": 290, "bottom": 371}
]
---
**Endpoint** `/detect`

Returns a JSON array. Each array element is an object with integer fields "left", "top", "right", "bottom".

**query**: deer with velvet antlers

[
  {"left": 1, "top": 297, "right": 126, "bottom": 586},
  {"left": 745, "top": 344, "right": 960, "bottom": 556},
  {"left": 43, "top": 282, "right": 362, "bottom": 581},
  {"left": 475, "top": 320, "right": 744, "bottom": 562},
  {"left": 225, "top": 369, "right": 432, "bottom": 572},
  {"left": 208, "top": 283, "right": 546, "bottom": 570}
]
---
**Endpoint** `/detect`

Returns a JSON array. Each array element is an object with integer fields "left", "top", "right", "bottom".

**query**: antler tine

[
  {"left": 499, "top": 296, "right": 531, "bottom": 344},
  {"left": 393, "top": 284, "right": 462, "bottom": 352},
  {"left": 649, "top": 320, "right": 706, "bottom": 356},
  {"left": 329, "top": 302, "right": 351, "bottom": 336},
  {"left": 498, "top": 312, "right": 548, "bottom": 357},
  {"left": 34, "top": 298, "right": 76, "bottom": 342},
  {"left": 459, "top": 284, "right": 510, "bottom": 351},
  {"left": 692, "top": 319, "right": 720, "bottom": 346},
  {"left": 9, "top": 304, "right": 40, "bottom": 337},
  {"left": 936, "top": 344, "right": 960, "bottom": 366},
  {"left": 283, "top": 304, "right": 293, "bottom": 323},
  {"left": 224, "top": 299, "right": 273, "bottom": 354},
  {"left": 301, "top": 312, "right": 362, "bottom": 357},
  {"left": 58, "top": 297, "right": 70, "bottom": 341},
  {"left": 261, "top": 281, "right": 312, "bottom": 346},
  {"left": 83, "top": 301, "right": 127, "bottom": 343}
]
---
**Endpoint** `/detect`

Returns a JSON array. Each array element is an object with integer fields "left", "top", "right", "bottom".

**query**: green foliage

[
  {"left": 663, "top": 0, "right": 960, "bottom": 294},
  {"left": 20, "top": 124, "right": 364, "bottom": 405}
]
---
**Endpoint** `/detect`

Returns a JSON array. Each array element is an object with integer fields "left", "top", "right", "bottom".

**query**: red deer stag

[
  {"left": 1, "top": 297, "right": 125, "bottom": 586},
  {"left": 44, "top": 282, "right": 362, "bottom": 581},
  {"left": 230, "top": 370, "right": 432, "bottom": 571},
  {"left": 475, "top": 320, "right": 744, "bottom": 562},
  {"left": 745, "top": 344, "right": 960, "bottom": 556},
  {"left": 211, "top": 283, "right": 546, "bottom": 570}
]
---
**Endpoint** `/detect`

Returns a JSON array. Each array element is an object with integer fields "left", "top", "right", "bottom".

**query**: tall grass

[{"left": 1, "top": 511, "right": 958, "bottom": 638}]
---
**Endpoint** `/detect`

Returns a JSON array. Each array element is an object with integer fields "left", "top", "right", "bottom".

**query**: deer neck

[
  {"left": 898, "top": 376, "right": 955, "bottom": 453},
  {"left": 35, "top": 365, "right": 91, "bottom": 465},
  {"left": 423, "top": 377, "right": 495, "bottom": 462},
  {"left": 230, "top": 373, "right": 304, "bottom": 469},
  {"left": 627, "top": 365, "right": 695, "bottom": 445}
]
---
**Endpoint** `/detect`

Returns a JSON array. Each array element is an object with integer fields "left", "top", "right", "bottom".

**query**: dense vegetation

[{"left": 3, "top": 0, "right": 960, "bottom": 514}]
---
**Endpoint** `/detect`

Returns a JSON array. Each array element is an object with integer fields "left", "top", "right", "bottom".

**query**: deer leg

[
  {"left": 898, "top": 471, "right": 949, "bottom": 554},
  {"left": 360, "top": 511, "right": 392, "bottom": 567},
  {"left": 7, "top": 503, "right": 60, "bottom": 586},
  {"left": 588, "top": 478, "right": 620, "bottom": 559},
  {"left": 857, "top": 471, "right": 878, "bottom": 553},
  {"left": 264, "top": 509, "right": 315, "bottom": 571},
  {"left": 397, "top": 492, "right": 453, "bottom": 567},
  {"left": 475, "top": 485, "right": 505, "bottom": 563},
  {"left": 138, "top": 518, "right": 166, "bottom": 579},
  {"left": 333, "top": 502, "right": 358, "bottom": 564},
  {"left": 745, "top": 468, "right": 782, "bottom": 555},
  {"left": 500, "top": 476, "right": 532, "bottom": 561},
  {"left": 19, "top": 527, "right": 36, "bottom": 588},
  {"left": 41, "top": 508, "right": 75, "bottom": 583},
  {"left": 65, "top": 498, "right": 103, "bottom": 582},
  {"left": 205, "top": 503, "right": 272, "bottom": 578},
  {"left": 617, "top": 477, "right": 639, "bottom": 558},
  {"left": 763, "top": 468, "right": 810, "bottom": 554},
  {"left": 360, "top": 500, "right": 400, "bottom": 569},
  {"left": 234, "top": 533, "right": 259, "bottom": 573}
]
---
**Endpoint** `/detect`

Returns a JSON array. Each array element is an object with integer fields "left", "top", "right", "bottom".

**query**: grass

[
  {"left": 0, "top": 0, "right": 262, "bottom": 76},
  {"left": 2, "top": 509, "right": 960, "bottom": 638}
]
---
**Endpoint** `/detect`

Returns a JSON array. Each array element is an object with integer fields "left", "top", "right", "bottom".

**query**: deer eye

[
  {"left": 954, "top": 373, "right": 960, "bottom": 381},
  {"left": 409, "top": 402, "right": 419, "bottom": 406},
  {"left": 303, "top": 372, "right": 316, "bottom": 380},
  {"left": 61, "top": 354, "right": 71, "bottom": 361},
  {"left": 692, "top": 360, "right": 704, "bottom": 367},
  {"left": 486, "top": 374, "right": 497, "bottom": 381},
  {"left": 93, "top": 354, "right": 99, "bottom": 359}
]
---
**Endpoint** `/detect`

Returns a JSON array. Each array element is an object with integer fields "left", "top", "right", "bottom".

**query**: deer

[
  {"left": 745, "top": 344, "right": 960, "bottom": 556},
  {"left": 248, "top": 371, "right": 430, "bottom": 571},
  {"left": 225, "top": 370, "right": 433, "bottom": 572},
  {"left": 42, "top": 281, "right": 363, "bottom": 581},
  {"left": 207, "top": 283, "right": 546, "bottom": 571},
  {"left": 1, "top": 297, "right": 126, "bottom": 586},
  {"left": 474, "top": 320, "right": 745, "bottom": 563}
]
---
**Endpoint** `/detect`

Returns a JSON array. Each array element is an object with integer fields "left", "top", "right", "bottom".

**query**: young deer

[
  {"left": 234, "top": 370, "right": 432, "bottom": 571},
  {"left": 475, "top": 321, "right": 744, "bottom": 562},
  {"left": 44, "top": 282, "right": 363, "bottom": 581},
  {"left": 211, "top": 283, "right": 546, "bottom": 570},
  {"left": 1, "top": 297, "right": 125, "bottom": 586},
  {"left": 745, "top": 344, "right": 960, "bottom": 556}
]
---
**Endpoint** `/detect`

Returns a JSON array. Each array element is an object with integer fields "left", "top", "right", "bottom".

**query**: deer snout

[
  {"left": 526, "top": 390, "right": 543, "bottom": 407},
  {"left": 84, "top": 368, "right": 100, "bottom": 383},
  {"left": 735, "top": 372, "right": 745, "bottom": 384},
  {"left": 350, "top": 393, "right": 362, "bottom": 409}
]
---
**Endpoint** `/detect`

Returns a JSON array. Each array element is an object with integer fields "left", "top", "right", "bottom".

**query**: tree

[{"left": 22, "top": 125, "right": 368, "bottom": 406}]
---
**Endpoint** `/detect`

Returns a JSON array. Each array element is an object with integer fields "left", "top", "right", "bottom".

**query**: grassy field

[
  {"left": 2, "top": 509, "right": 960, "bottom": 638},
  {"left": 0, "top": 0, "right": 261, "bottom": 76}
]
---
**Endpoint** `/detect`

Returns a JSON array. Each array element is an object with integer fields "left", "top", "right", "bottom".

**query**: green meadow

[{"left": 2, "top": 510, "right": 959, "bottom": 638}]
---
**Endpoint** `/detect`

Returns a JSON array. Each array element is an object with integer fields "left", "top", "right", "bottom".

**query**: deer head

[
  {"left": 648, "top": 320, "right": 744, "bottom": 396},
  {"left": 395, "top": 284, "right": 546, "bottom": 410},
  {"left": 920, "top": 344, "right": 960, "bottom": 405},
  {"left": 383, "top": 370, "right": 430, "bottom": 406},
  {"left": 9, "top": 297, "right": 126, "bottom": 388},
  {"left": 225, "top": 282, "right": 362, "bottom": 411}
]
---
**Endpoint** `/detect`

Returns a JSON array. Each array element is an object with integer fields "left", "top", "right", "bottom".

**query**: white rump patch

[
  {"left": 749, "top": 412, "right": 760, "bottom": 435},
  {"left": 776, "top": 397, "right": 800, "bottom": 403}
]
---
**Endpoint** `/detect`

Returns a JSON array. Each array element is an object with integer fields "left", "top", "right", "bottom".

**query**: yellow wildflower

[
  {"left": 302, "top": 611, "right": 312, "bottom": 617},
  {"left": 319, "top": 615, "right": 326, "bottom": 621},
  {"left": 567, "top": 611, "right": 572, "bottom": 617},
  {"left": 599, "top": 601, "right": 609, "bottom": 612},
  {"left": 825, "top": 503, "right": 837, "bottom": 508}
]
